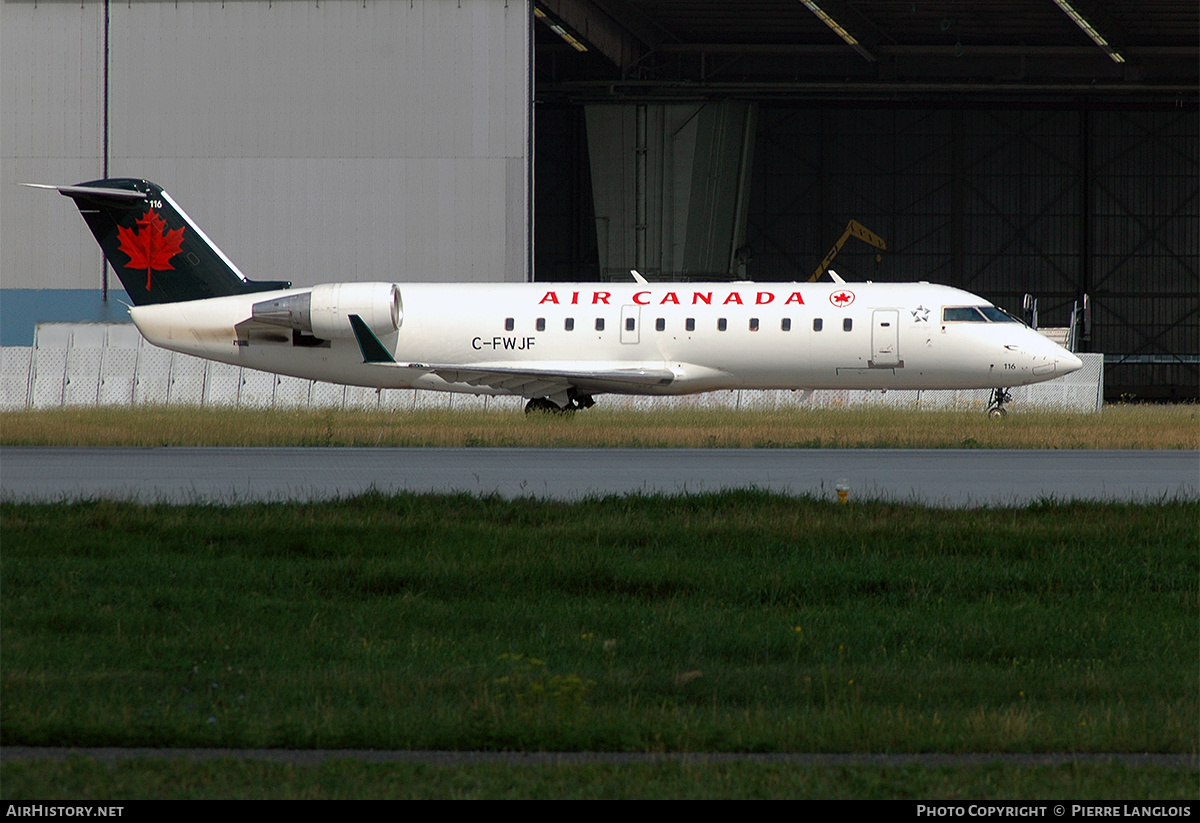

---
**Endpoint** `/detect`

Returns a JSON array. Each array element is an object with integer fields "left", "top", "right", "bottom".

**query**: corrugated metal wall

[
  {"left": 585, "top": 102, "right": 756, "bottom": 280},
  {"left": 747, "top": 106, "right": 1198, "bottom": 399},
  {"left": 1090, "top": 110, "right": 1198, "bottom": 397},
  {"left": 2, "top": 0, "right": 530, "bottom": 297},
  {"left": 958, "top": 110, "right": 1081, "bottom": 305}
]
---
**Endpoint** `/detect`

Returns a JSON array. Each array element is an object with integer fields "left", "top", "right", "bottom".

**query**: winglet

[{"left": 348, "top": 314, "right": 396, "bottom": 363}]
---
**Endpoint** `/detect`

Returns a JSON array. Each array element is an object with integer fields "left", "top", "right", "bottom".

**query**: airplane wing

[
  {"left": 406, "top": 362, "right": 675, "bottom": 397},
  {"left": 347, "top": 314, "right": 675, "bottom": 400}
]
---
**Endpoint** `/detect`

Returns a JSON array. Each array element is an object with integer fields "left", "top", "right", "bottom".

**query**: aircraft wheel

[
  {"left": 567, "top": 388, "right": 595, "bottom": 410},
  {"left": 987, "top": 388, "right": 1012, "bottom": 419},
  {"left": 524, "top": 398, "right": 561, "bottom": 415}
]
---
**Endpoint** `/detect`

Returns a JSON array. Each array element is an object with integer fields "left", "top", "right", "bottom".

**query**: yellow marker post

[{"left": 835, "top": 479, "right": 850, "bottom": 505}]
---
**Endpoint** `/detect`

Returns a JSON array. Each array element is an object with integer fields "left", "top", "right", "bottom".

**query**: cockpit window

[
  {"left": 943, "top": 305, "right": 1024, "bottom": 324},
  {"left": 942, "top": 307, "right": 988, "bottom": 322},
  {"left": 978, "top": 306, "right": 1020, "bottom": 323}
]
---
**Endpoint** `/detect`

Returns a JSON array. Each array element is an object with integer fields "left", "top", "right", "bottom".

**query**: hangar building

[{"left": 2, "top": 0, "right": 1196, "bottom": 399}]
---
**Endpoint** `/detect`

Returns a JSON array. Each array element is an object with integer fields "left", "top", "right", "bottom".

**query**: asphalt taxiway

[{"left": 2, "top": 447, "right": 1196, "bottom": 506}]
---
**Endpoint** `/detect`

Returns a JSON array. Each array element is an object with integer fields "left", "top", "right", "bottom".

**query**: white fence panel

[
  {"left": 98, "top": 346, "right": 139, "bottom": 405},
  {"left": 64, "top": 348, "right": 103, "bottom": 405},
  {"left": 379, "top": 389, "right": 418, "bottom": 410},
  {"left": 274, "top": 376, "right": 313, "bottom": 408},
  {"left": 343, "top": 386, "right": 383, "bottom": 409},
  {"left": 203, "top": 362, "right": 242, "bottom": 406},
  {"left": 5, "top": 325, "right": 1107, "bottom": 414},
  {"left": 167, "top": 354, "right": 207, "bottom": 406},
  {"left": 30, "top": 348, "right": 67, "bottom": 408},
  {"left": 237, "top": 368, "right": 278, "bottom": 408},
  {"left": 133, "top": 344, "right": 173, "bottom": 405},
  {"left": 1, "top": 348, "right": 32, "bottom": 410},
  {"left": 310, "top": 382, "right": 348, "bottom": 409}
]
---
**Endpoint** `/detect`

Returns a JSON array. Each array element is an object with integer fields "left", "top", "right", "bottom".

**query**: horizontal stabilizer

[{"left": 23, "top": 183, "right": 148, "bottom": 201}]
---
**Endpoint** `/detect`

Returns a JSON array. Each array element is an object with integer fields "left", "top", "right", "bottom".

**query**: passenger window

[
  {"left": 749, "top": 318, "right": 759, "bottom": 332},
  {"left": 843, "top": 318, "right": 853, "bottom": 332},
  {"left": 781, "top": 318, "right": 791, "bottom": 332},
  {"left": 565, "top": 318, "right": 574, "bottom": 331},
  {"left": 505, "top": 318, "right": 514, "bottom": 331},
  {"left": 625, "top": 317, "right": 636, "bottom": 331},
  {"left": 813, "top": 318, "right": 823, "bottom": 332},
  {"left": 686, "top": 318, "right": 696, "bottom": 332},
  {"left": 655, "top": 318, "right": 665, "bottom": 332},
  {"left": 595, "top": 318, "right": 605, "bottom": 331},
  {"left": 536, "top": 318, "right": 545, "bottom": 332},
  {"left": 718, "top": 318, "right": 727, "bottom": 332}
]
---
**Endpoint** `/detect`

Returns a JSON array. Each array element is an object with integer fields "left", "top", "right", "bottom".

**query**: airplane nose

[
  {"left": 1058, "top": 351, "right": 1083, "bottom": 375},
  {"left": 1023, "top": 332, "right": 1084, "bottom": 378}
]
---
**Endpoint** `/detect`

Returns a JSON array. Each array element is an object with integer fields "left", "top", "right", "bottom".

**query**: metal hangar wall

[
  {"left": 1, "top": 0, "right": 532, "bottom": 345},
  {"left": 531, "top": 1, "right": 1198, "bottom": 400},
  {"left": 743, "top": 106, "right": 1197, "bottom": 400}
]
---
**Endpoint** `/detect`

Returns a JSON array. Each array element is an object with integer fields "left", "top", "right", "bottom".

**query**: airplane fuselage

[
  {"left": 130, "top": 280, "right": 1082, "bottom": 399},
  {"left": 35, "top": 177, "right": 1083, "bottom": 411}
]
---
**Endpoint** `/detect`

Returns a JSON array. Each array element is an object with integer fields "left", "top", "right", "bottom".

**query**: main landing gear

[
  {"left": 987, "top": 388, "right": 1013, "bottom": 418},
  {"left": 524, "top": 398, "right": 563, "bottom": 414},
  {"left": 524, "top": 389, "right": 596, "bottom": 415}
]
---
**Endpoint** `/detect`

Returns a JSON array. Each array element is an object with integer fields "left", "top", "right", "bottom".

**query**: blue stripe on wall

[{"left": 0, "top": 290, "right": 134, "bottom": 347}]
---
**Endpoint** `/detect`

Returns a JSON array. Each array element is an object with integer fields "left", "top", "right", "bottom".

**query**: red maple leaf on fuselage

[{"left": 116, "top": 208, "right": 185, "bottom": 291}]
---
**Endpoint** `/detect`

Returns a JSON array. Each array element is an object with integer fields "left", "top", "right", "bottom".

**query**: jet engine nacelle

[{"left": 252, "top": 282, "right": 402, "bottom": 339}]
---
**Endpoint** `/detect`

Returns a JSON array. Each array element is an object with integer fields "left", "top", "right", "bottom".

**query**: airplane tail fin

[{"left": 31, "top": 178, "right": 290, "bottom": 305}]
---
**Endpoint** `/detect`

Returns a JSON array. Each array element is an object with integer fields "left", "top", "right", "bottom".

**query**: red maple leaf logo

[
  {"left": 830, "top": 290, "right": 855, "bottom": 307},
  {"left": 116, "top": 209, "right": 185, "bottom": 291}
]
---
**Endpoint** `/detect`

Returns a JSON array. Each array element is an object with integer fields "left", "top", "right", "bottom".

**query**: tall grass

[{"left": 1, "top": 404, "right": 1196, "bottom": 449}]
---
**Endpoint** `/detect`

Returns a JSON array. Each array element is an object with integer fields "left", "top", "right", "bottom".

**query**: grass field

[
  {"left": 1, "top": 403, "right": 1196, "bottom": 449},
  {"left": 3, "top": 404, "right": 1195, "bottom": 798},
  {"left": 2, "top": 492, "right": 1196, "bottom": 798},
  {"left": 2, "top": 757, "right": 1194, "bottom": 800}
]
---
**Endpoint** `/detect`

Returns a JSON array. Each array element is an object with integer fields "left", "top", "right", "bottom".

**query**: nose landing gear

[{"left": 987, "top": 388, "right": 1013, "bottom": 418}]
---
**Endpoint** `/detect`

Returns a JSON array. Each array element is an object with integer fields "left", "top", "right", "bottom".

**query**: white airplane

[{"left": 32, "top": 178, "right": 1082, "bottom": 416}]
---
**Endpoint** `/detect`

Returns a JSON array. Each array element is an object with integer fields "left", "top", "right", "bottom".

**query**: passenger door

[{"left": 871, "top": 309, "right": 901, "bottom": 367}]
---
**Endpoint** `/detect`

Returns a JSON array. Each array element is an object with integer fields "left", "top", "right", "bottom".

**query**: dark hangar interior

[{"left": 530, "top": 1, "right": 1199, "bottom": 400}]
